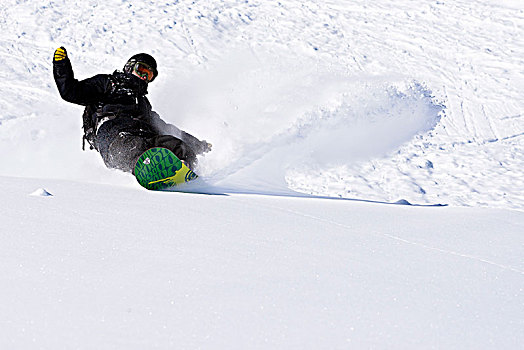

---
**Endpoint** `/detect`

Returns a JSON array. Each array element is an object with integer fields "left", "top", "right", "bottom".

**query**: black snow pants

[{"left": 96, "top": 117, "right": 197, "bottom": 173}]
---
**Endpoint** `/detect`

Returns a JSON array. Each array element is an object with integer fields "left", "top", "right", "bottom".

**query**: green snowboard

[{"left": 134, "top": 147, "right": 198, "bottom": 190}]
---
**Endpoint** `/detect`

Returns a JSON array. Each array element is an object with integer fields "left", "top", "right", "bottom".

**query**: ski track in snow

[
  {"left": 0, "top": 0, "right": 523, "bottom": 209},
  {"left": 239, "top": 196, "right": 524, "bottom": 275}
]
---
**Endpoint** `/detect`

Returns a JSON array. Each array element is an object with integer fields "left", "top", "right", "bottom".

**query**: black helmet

[{"left": 123, "top": 53, "right": 158, "bottom": 82}]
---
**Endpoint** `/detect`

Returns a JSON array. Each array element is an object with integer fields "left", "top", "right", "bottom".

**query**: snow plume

[
  {"left": 278, "top": 81, "right": 443, "bottom": 166},
  {"left": 157, "top": 49, "right": 443, "bottom": 193}
]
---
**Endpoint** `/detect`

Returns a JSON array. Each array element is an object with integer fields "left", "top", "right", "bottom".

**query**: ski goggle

[{"left": 133, "top": 62, "right": 155, "bottom": 82}]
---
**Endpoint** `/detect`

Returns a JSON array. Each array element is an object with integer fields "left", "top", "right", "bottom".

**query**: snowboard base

[{"left": 134, "top": 147, "right": 198, "bottom": 190}]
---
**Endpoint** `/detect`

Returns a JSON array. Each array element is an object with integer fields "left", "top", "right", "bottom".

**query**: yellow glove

[{"left": 53, "top": 47, "right": 67, "bottom": 62}]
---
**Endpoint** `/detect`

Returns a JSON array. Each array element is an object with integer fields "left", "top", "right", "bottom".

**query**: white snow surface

[{"left": 1, "top": 0, "right": 523, "bottom": 348}]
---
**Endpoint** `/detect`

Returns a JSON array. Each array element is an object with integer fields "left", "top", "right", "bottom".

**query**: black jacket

[{"left": 53, "top": 56, "right": 205, "bottom": 154}]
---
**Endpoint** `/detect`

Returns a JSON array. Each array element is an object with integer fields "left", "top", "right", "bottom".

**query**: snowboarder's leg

[
  {"left": 105, "top": 132, "right": 149, "bottom": 173},
  {"left": 98, "top": 130, "right": 197, "bottom": 173},
  {"left": 148, "top": 135, "right": 197, "bottom": 169}
]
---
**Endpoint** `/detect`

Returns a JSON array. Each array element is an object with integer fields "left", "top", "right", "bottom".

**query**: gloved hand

[
  {"left": 53, "top": 47, "right": 67, "bottom": 62},
  {"left": 200, "top": 140, "right": 212, "bottom": 153}
]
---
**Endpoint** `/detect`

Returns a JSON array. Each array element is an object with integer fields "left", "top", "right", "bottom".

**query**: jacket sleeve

[{"left": 53, "top": 57, "right": 111, "bottom": 106}]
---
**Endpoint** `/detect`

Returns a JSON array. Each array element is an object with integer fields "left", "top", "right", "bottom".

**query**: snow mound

[
  {"left": 394, "top": 199, "right": 412, "bottom": 205},
  {"left": 29, "top": 188, "right": 53, "bottom": 197}
]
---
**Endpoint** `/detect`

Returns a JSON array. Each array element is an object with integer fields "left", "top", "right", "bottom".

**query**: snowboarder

[{"left": 52, "top": 47, "right": 211, "bottom": 173}]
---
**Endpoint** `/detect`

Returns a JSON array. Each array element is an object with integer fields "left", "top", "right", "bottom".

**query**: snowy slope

[
  {"left": 1, "top": 0, "right": 523, "bottom": 348},
  {"left": 1, "top": 177, "right": 523, "bottom": 349}
]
